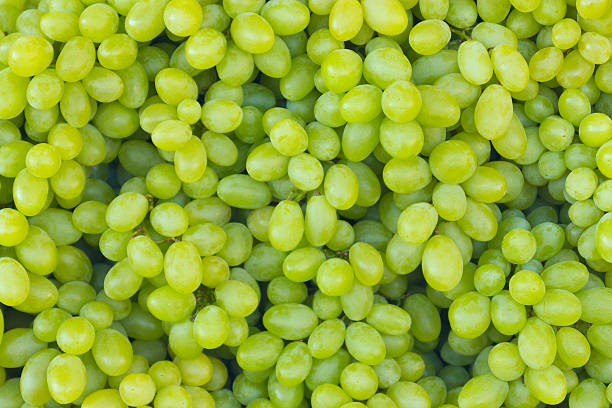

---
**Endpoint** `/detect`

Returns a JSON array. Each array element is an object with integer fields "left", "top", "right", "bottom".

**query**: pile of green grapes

[{"left": 1, "top": 0, "right": 612, "bottom": 406}]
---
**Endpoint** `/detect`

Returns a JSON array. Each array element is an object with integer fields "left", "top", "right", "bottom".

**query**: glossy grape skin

[
  {"left": 46, "top": 354, "right": 87, "bottom": 404},
  {"left": 328, "top": 0, "right": 363, "bottom": 41},
  {"left": 92, "top": 329, "right": 133, "bottom": 376}
]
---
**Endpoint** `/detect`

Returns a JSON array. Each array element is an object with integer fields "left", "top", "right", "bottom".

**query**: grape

[{"left": 0, "top": 2, "right": 611, "bottom": 407}]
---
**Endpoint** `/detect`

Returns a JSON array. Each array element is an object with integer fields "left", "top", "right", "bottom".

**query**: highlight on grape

[{"left": 0, "top": 0, "right": 612, "bottom": 407}]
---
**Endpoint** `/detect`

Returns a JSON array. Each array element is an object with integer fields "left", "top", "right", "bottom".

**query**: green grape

[
  {"left": 16, "top": 273, "right": 58, "bottom": 314},
  {"left": 230, "top": 12, "right": 275, "bottom": 54},
  {"left": 215, "top": 279, "right": 258, "bottom": 318},
  {"left": 55, "top": 316, "right": 95, "bottom": 355},
  {"left": 236, "top": 331, "right": 284, "bottom": 372},
  {"left": 320, "top": 49, "right": 363, "bottom": 93},
  {"left": 448, "top": 291, "right": 490, "bottom": 339},
  {"left": 416, "top": 85, "right": 460, "bottom": 128},
  {"left": 345, "top": 322, "right": 386, "bottom": 366},
  {"left": 341, "top": 280, "right": 373, "bottom": 320},
  {"left": 328, "top": 0, "right": 362, "bottom": 41},
  {"left": 79, "top": 300, "right": 113, "bottom": 331},
  {"left": 20, "top": 348, "right": 59, "bottom": 405},
  {"left": 409, "top": 19, "right": 451, "bottom": 56},
  {"left": 474, "top": 84, "right": 513, "bottom": 140},
  {"left": 267, "top": 276, "right": 307, "bottom": 305},
  {"left": 308, "top": 319, "right": 345, "bottom": 359},
  {"left": 0, "top": 257, "right": 29, "bottom": 307},
  {"left": 363, "top": 48, "right": 412, "bottom": 91},
  {"left": 362, "top": 0, "right": 408, "bottom": 36},
  {"left": 524, "top": 365, "right": 567, "bottom": 405},
  {"left": 533, "top": 288, "right": 581, "bottom": 326},
  {"left": 403, "top": 294, "right": 441, "bottom": 342},
  {"left": 421, "top": 235, "right": 463, "bottom": 292},
  {"left": 458, "top": 373, "right": 508, "bottom": 408},
  {"left": 46, "top": 353, "right": 87, "bottom": 404},
  {"left": 387, "top": 381, "right": 431, "bottom": 408},
  {"left": 146, "top": 286, "right": 193, "bottom": 322},
  {"left": 365, "top": 303, "right": 411, "bottom": 336},
  {"left": 8, "top": 35, "right": 53, "bottom": 78},
  {"left": 193, "top": 305, "right": 230, "bottom": 349},
  {"left": 340, "top": 84, "right": 382, "bottom": 123},
  {"left": 163, "top": 241, "right": 202, "bottom": 294},
  {"left": 340, "top": 362, "right": 379, "bottom": 401},
  {"left": 557, "top": 326, "right": 591, "bottom": 368}
]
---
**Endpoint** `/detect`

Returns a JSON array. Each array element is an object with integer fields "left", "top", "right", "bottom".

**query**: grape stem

[
  {"left": 286, "top": 189, "right": 307, "bottom": 202},
  {"left": 451, "top": 28, "right": 471, "bottom": 42}
]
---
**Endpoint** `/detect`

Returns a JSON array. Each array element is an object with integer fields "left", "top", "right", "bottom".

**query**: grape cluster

[{"left": 1, "top": 0, "right": 612, "bottom": 407}]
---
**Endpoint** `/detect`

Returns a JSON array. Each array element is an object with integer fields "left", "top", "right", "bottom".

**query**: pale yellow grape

[
  {"left": 397, "top": 203, "right": 438, "bottom": 244},
  {"left": 409, "top": 20, "right": 451, "bottom": 56},
  {"left": 328, "top": 0, "right": 363, "bottom": 41},
  {"left": 362, "top": 0, "right": 408, "bottom": 36},
  {"left": 381, "top": 80, "right": 422, "bottom": 124},
  {"left": 524, "top": 365, "right": 567, "bottom": 405},
  {"left": 422, "top": 235, "right": 463, "bottom": 291},
  {"left": 474, "top": 84, "right": 513, "bottom": 140},
  {"left": 491, "top": 44, "right": 529, "bottom": 92}
]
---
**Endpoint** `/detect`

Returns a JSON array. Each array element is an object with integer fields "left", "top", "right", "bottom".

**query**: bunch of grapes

[{"left": 0, "top": 0, "right": 612, "bottom": 407}]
